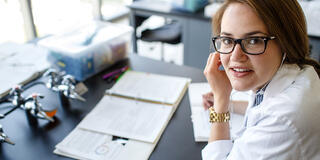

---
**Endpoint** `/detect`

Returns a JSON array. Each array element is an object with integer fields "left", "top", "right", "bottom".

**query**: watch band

[{"left": 209, "top": 106, "right": 230, "bottom": 123}]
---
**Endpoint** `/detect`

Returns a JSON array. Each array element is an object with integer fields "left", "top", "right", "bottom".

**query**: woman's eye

[
  {"left": 222, "top": 39, "right": 232, "bottom": 45},
  {"left": 248, "top": 38, "right": 262, "bottom": 45},
  {"left": 249, "top": 39, "right": 257, "bottom": 44}
]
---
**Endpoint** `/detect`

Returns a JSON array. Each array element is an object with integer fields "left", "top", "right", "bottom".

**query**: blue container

[{"left": 39, "top": 22, "right": 132, "bottom": 81}]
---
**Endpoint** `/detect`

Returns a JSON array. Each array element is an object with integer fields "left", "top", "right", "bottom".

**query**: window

[
  {"left": 0, "top": 0, "right": 133, "bottom": 43},
  {"left": 0, "top": 0, "right": 27, "bottom": 43},
  {"left": 31, "top": 0, "right": 96, "bottom": 37},
  {"left": 101, "top": 0, "right": 132, "bottom": 21}
]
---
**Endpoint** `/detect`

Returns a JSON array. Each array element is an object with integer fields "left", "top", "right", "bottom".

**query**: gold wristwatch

[{"left": 209, "top": 106, "right": 230, "bottom": 123}]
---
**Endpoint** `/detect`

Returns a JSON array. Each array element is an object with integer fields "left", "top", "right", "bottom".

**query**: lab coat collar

[{"left": 264, "top": 64, "right": 300, "bottom": 98}]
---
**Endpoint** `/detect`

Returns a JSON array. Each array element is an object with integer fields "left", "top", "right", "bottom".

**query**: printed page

[
  {"left": 188, "top": 83, "right": 247, "bottom": 142},
  {"left": 107, "top": 71, "right": 190, "bottom": 105},
  {"left": 78, "top": 95, "right": 173, "bottom": 143},
  {"left": 54, "top": 127, "right": 157, "bottom": 160},
  {"left": 55, "top": 128, "right": 123, "bottom": 160}
]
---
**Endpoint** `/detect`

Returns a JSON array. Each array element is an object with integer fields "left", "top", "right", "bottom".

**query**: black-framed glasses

[{"left": 212, "top": 36, "right": 276, "bottom": 55}]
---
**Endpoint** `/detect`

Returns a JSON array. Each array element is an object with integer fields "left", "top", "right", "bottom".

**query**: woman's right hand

[
  {"left": 203, "top": 53, "right": 232, "bottom": 113},
  {"left": 202, "top": 92, "right": 214, "bottom": 110}
]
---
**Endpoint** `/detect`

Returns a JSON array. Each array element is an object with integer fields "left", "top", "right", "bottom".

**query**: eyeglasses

[{"left": 212, "top": 36, "right": 276, "bottom": 55}]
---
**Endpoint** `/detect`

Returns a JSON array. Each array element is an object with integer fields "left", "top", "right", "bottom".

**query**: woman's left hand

[{"left": 203, "top": 52, "right": 232, "bottom": 112}]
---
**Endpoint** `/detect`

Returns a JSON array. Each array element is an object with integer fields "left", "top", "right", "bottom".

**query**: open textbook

[
  {"left": 55, "top": 71, "right": 191, "bottom": 160},
  {"left": 188, "top": 83, "right": 249, "bottom": 142}
]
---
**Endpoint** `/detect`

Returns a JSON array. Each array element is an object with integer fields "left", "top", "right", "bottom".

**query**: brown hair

[{"left": 212, "top": 0, "right": 320, "bottom": 77}]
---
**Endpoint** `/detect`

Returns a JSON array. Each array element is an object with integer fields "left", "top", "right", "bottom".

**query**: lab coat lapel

[{"left": 264, "top": 64, "right": 301, "bottom": 98}]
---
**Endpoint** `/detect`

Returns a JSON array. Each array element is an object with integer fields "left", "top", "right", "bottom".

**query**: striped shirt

[{"left": 252, "top": 84, "right": 268, "bottom": 107}]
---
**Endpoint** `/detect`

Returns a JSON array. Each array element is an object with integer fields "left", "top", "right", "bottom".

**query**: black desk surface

[
  {"left": 128, "top": 1, "right": 210, "bottom": 21},
  {"left": 0, "top": 53, "right": 207, "bottom": 160}
]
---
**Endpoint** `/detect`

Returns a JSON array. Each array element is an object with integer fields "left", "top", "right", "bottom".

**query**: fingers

[
  {"left": 205, "top": 53, "right": 214, "bottom": 71},
  {"left": 203, "top": 100, "right": 213, "bottom": 110},
  {"left": 207, "top": 92, "right": 214, "bottom": 99},
  {"left": 202, "top": 92, "right": 214, "bottom": 110},
  {"left": 204, "top": 52, "right": 221, "bottom": 76},
  {"left": 204, "top": 53, "right": 214, "bottom": 76},
  {"left": 212, "top": 52, "right": 221, "bottom": 69}
]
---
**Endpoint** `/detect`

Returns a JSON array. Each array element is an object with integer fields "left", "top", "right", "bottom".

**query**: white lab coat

[{"left": 202, "top": 64, "right": 320, "bottom": 160}]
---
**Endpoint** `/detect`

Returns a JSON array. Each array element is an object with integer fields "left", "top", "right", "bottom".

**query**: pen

[{"left": 103, "top": 66, "right": 129, "bottom": 80}]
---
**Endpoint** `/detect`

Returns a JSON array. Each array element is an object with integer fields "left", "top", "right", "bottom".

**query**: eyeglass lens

[{"left": 215, "top": 37, "right": 266, "bottom": 54}]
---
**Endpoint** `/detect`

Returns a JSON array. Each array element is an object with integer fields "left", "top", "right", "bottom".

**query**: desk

[
  {"left": 128, "top": 1, "right": 212, "bottom": 69},
  {"left": 0, "top": 53, "right": 207, "bottom": 160}
]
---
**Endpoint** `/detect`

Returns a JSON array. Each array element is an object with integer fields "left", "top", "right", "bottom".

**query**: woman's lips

[{"left": 229, "top": 67, "right": 253, "bottom": 78}]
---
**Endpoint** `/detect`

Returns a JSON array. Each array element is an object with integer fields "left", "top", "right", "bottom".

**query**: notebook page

[
  {"left": 78, "top": 95, "right": 173, "bottom": 143},
  {"left": 54, "top": 128, "right": 156, "bottom": 160},
  {"left": 107, "top": 71, "right": 190, "bottom": 105},
  {"left": 55, "top": 128, "right": 123, "bottom": 160}
]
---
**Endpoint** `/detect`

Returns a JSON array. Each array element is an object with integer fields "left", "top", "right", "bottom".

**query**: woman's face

[{"left": 220, "top": 3, "right": 282, "bottom": 92}]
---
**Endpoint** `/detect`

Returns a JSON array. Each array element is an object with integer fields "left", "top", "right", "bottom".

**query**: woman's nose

[{"left": 230, "top": 44, "right": 248, "bottom": 62}]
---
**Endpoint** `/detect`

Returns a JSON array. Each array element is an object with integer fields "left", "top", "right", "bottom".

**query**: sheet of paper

[
  {"left": 116, "top": 139, "right": 155, "bottom": 160},
  {"left": 188, "top": 83, "right": 212, "bottom": 106},
  {"left": 54, "top": 127, "right": 157, "bottom": 160},
  {"left": 55, "top": 128, "right": 124, "bottom": 160},
  {"left": 188, "top": 83, "right": 247, "bottom": 142},
  {"left": 78, "top": 95, "right": 173, "bottom": 143},
  {"left": 0, "top": 42, "right": 49, "bottom": 94},
  {"left": 107, "top": 71, "right": 191, "bottom": 105}
]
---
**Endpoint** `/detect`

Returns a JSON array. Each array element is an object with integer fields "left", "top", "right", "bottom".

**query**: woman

[{"left": 202, "top": 0, "right": 320, "bottom": 159}]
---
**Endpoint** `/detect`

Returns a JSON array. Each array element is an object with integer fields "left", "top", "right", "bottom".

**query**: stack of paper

[
  {"left": 54, "top": 71, "right": 191, "bottom": 160},
  {"left": 188, "top": 83, "right": 249, "bottom": 142}
]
